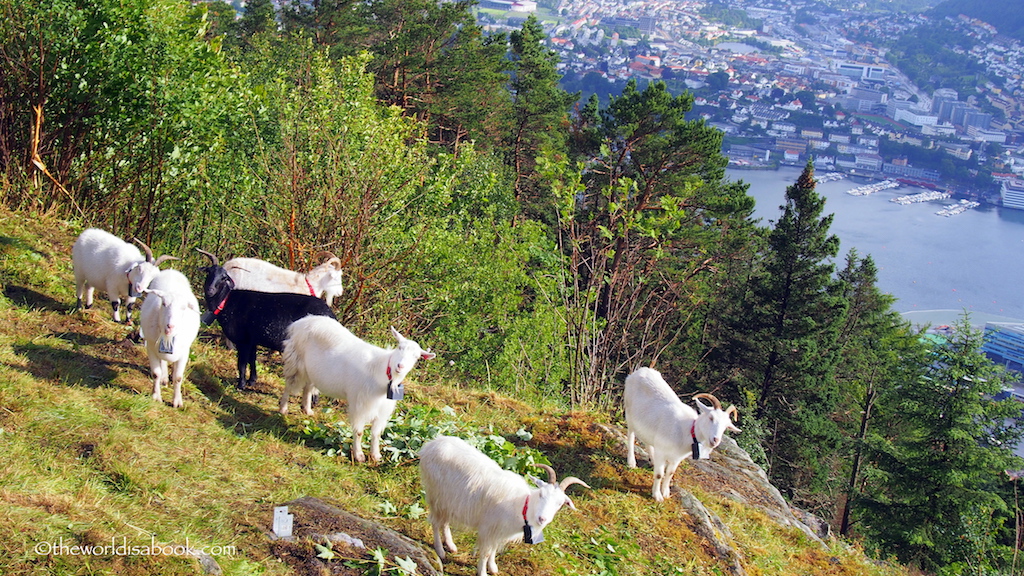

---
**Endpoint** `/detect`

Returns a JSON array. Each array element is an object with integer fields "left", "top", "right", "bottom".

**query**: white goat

[
  {"left": 279, "top": 316, "right": 435, "bottom": 462},
  {"left": 71, "top": 228, "right": 175, "bottom": 324},
  {"left": 624, "top": 367, "right": 740, "bottom": 501},
  {"left": 419, "top": 435, "right": 590, "bottom": 576},
  {"left": 223, "top": 253, "right": 343, "bottom": 306},
  {"left": 138, "top": 271, "right": 201, "bottom": 408}
]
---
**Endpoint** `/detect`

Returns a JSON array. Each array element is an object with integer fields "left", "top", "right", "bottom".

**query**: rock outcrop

[
  {"left": 596, "top": 423, "right": 829, "bottom": 576},
  {"left": 268, "top": 496, "right": 441, "bottom": 576}
]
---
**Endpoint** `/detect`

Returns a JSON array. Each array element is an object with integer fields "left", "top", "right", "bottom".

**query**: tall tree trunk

[{"left": 841, "top": 378, "right": 875, "bottom": 536}]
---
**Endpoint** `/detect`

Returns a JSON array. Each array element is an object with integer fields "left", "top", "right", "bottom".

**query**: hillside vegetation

[
  {"left": 2, "top": 0, "right": 1024, "bottom": 573},
  {"left": 0, "top": 209, "right": 912, "bottom": 576},
  {"left": 928, "top": 0, "right": 1024, "bottom": 41}
]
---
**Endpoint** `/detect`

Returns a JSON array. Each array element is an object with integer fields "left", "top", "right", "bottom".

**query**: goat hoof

[{"left": 354, "top": 453, "right": 366, "bottom": 463}]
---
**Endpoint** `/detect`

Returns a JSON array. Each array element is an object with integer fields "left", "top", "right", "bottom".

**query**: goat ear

[
  {"left": 390, "top": 326, "right": 405, "bottom": 342},
  {"left": 530, "top": 476, "right": 546, "bottom": 488},
  {"left": 694, "top": 398, "right": 711, "bottom": 413},
  {"left": 565, "top": 496, "right": 577, "bottom": 511},
  {"left": 421, "top": 348, "right": 436, "bottom": 360},
  {"left": 727, "top": 423, "right": 741, "bottom": 433}
]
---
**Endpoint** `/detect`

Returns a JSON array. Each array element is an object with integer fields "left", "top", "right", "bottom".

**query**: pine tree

[
  {"left": 859, "top": 315, "right": 1024, "bottom": 573},
  {"left": 833, "top": 251, "right": 924, "bottom": 533},
  {"left": 508, "top": 14, "right": 577, "bottom": 205},
  {"left": 234, "top": 0, "right": 277, "bottom": 51},
  {"left": 732, "top": 160, "right": 848, "bottom": 500},
  {"left": 551, "top": 78, "right": 754, "bottom": 404}
]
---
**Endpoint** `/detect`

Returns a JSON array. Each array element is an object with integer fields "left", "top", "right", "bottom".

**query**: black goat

[{"left": 197, "top": 249, "right": 337, "bottom": 390}]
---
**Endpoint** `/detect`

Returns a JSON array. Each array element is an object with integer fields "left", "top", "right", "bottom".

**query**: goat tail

[{"left": 281, "top": 329, "right": 307, "bottom": 390}]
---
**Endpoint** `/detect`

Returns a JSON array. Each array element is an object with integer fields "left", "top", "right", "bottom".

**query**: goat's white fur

[
  {"left": 224, "top": 255, "right": 343, "bottom": 306},
  {"left": 279, "top": 316, "right": 435, "bottom": 462},
  {"left": 624, "top": 367, "right": 740, "bottom": 501},
  {"left": 419, "top": 435, "right": 589, "bottom": 576},
  {"left": 71, "top": 228, "right": 172, "bottom": 323},
  {"left": 138, "top": 270, "right": 200, "bottom": 408}
]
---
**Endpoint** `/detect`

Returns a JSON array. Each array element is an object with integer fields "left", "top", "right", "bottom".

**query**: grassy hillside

[{"left": 0, "top": 207, "right": 910, "bottom": 576}]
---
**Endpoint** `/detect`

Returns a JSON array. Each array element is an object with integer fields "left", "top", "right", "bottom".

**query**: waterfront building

[
  {"left": 1001, "top": 179, "right": 1024, "bottom": 210},
  {"left": 882, "top": 163, "right": 941, "bottom": 181},
  {"left": 853, "top": 153, "right": 883, "bottom": 171},
  {"left": 983, "top": 323, "right": 1024, "bottom": 371}
]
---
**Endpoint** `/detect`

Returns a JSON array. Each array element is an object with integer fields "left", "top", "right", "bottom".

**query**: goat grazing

[
  {"left": 419, "top": 435, "right": 590, "bottom": 576},
  {"left": 71, "top": 228, "right": 175, "bottom": 324},
  {"left": 279, "top": 316, "right": 435, "bottom": 463},
  {"left": 139, "top": 273, "right": 201, "bottom": 408},
  {"left": 224, "top": 254, "right": 343, "bottom": 306},
  {"left": 623, "top": 367, "right": 740, "bottom": 501},
  {"left": 197, "top": 249, "right": 336, "bottom": 390}
]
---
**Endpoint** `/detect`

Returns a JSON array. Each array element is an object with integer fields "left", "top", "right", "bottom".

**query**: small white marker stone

[{"left": 273, "top": 506, "right": 293, "bottom": 539}]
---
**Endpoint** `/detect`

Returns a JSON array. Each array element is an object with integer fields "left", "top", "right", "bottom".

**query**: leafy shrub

[{"left": 299, "top": 405, "right": 552, "bottom": 476}]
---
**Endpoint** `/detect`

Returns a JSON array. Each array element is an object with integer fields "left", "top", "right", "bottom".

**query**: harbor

[
  {"left": 816, "top": 172, "right": 846, "bottom": 183},
  {"left": 846, "top": 178, "right": 900, "bottom": 196},
  {"left": 936, "top": 199, "right": 981, "bottom": 217},
  {"left": 891, "top": 191, "right": 951, "bottom": 205},
  {"left": 730, "top": 165, "right": 1024, "bottom": 321}
]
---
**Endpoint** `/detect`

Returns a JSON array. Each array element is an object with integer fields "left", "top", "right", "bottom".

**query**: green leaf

[
  {"left": 314, "top": 542, "right": 336, "bottom": 561},
  {"left": 395, "top": 556, "right": 418, "bottom": 574}
]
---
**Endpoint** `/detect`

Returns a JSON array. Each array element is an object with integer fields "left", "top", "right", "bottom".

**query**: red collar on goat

[{"left": 212, "top": 293, "right": 229, "bottom": 316}]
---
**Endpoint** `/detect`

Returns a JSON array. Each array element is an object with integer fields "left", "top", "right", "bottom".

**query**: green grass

[{"left": 0, "top": 207, "right": 912, "bottom": 576}]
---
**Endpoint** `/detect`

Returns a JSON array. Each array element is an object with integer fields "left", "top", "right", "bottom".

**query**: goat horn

[
  {"left": 559, "top": 477, "right": 591, "bottom": 491},
  {"left": 693, "top": 393, "right": 722, "bottom": 410},
  {"left": 133, "top": 238, "right": 154, "bottom": 262},
  {"left": 316, "top": 250, "right": 338, "bottom": 261},
  {"left": 196, "top": 248, "right": 219, "bottom": 266},
  {"left": 536, "top": 464, "right": 558, "bottom": 484},
  {"left": 154, "top": 255, "right": 179, "bottom": 266},
  {"left": 725, "top": 405, "right": 738, "bottom": 420}
]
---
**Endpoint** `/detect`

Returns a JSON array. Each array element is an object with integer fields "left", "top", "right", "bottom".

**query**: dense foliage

[
  {"left": 928, "top": 0, "right": 1024, "bottom": 42},
  {"left": 885, "top": 21, "right": 994, "bottom": 97},
  {"left": 2, "top": 0, "right": 1023, "bottom": 572}
]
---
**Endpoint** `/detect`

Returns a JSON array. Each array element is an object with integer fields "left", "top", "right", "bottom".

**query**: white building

[
  {"left": 894, "top": 108, "right": 939, "bottom": 127},
  {"left": 1002, "top": 179, "right": 1024, "bottom": 210}
]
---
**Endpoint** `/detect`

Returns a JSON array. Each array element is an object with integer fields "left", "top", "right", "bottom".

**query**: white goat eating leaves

[
  {"left": 624, "top": 367, "right": 740, "bottom": 501},
  {"left": 279, "top": 316, "right": 435, "bottom": 463}
]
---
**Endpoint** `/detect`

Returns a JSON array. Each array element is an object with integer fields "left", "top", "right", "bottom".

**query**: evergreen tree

[
  {"left": 860, "top": 316, "right": 1024, "bottom": 573},
  {"left": 508, "top": 14, "right": 577, "bottom": 205},
  {"left": 234, "top": 0, "right": 277, "bottom": 51},
  {"left": 280, "top": 0, "right": 510, "bottom": 151},
  {"left": 729, "top": 160, "right": 848, "bottom": 500},
  {"left": 280, "top": 0, "right": 366, "bottom": 57},
  {"left": 833, "top": 251, "right": 925, "bottom": 532}
]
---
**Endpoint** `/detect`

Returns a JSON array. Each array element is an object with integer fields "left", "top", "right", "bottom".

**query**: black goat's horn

[{"left": 196, "top": 248, "right": 219, "bottom": 266}]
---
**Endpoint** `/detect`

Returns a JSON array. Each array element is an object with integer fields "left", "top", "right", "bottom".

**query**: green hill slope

[
  {"left": 928, "top": 0, "right": 1024, "bottom": 40},
  {"left": 0, "top": 208, "right": 909, "bottom": 576}
]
